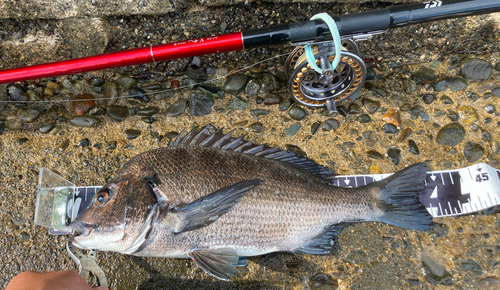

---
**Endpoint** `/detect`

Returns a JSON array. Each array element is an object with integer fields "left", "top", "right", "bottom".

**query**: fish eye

[{"left": 95, "top": 188, "right": 110, "bottom": 206}]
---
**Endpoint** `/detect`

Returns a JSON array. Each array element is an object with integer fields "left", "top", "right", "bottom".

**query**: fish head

[{"left": 70, "top": 170, "right": 159, "bottom": 253}]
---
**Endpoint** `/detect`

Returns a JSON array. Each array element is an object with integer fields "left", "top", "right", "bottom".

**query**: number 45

[{"left": 476, "top": 173, "right": 489, "bottom": 182}]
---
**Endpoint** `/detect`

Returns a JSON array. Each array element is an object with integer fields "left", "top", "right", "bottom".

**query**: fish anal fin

[
  {"left": 173, "top": 179, "right": 264, "bottom": 234},
  {"left": 188, "top": 248, "right": 240, "bottom": 281},
  {"left": 295, "top": 224, "right": 343, "bottom": 255}
]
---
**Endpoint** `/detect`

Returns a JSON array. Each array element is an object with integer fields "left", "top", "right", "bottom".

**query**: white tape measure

[{"left": 331, "top": 163, "right": 500, "bottom": 218}]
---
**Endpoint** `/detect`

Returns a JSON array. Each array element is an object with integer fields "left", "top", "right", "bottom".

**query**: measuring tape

[
  {"left": 331, "top": 163, "right": 500, "bottom": 218},
  {"left": 36, "top": 163, "right": 500, "bottom": 235}
]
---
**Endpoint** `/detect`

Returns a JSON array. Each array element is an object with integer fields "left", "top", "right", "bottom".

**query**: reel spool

[{"left": 285, "top": 40, "right": 366, "bottom": 116}]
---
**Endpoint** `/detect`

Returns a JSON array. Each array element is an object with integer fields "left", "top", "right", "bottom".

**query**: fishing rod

[{"left": 1, "top": 0, "right": 500, "bottom": 116}]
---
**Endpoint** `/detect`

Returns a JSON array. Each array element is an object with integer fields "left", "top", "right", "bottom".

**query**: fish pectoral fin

[
  {"left": 188, "top": 248, "right": 240, "bottom": 281},
  {"left": 295, "top": 224, "right": 344, "bottom": 255},
  {"left": 172, "top": 179, "right": 264, "bottom": 234}
]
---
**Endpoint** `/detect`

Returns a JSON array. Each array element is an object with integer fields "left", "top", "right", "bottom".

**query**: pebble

[
  {"left": 27, "top": 90, "right": 41, "bottom": 101},
  {"left": 436, "top": 123, "right": 465, "bottom": 146},
  {"left": 42, "top": 88, "right": 53, "bottom": 97},
  {"left": 245, "top": 80, "right": 260, "bottom": 96},
  {"left": 136, "top": 106, "right": 159, "bottom": 116},
  {"left": 223, "top": 74, "right": 247, "bottom": 96},
  {"left": 61, "top": 79, "right": 75, "bottom": 91},
  {"left": 102, "top": 82, "right": 118, "bottom": 103},
  {"left": 461, "top": 58, "right": 492, "bottom": 81},
  {"left": 8, "top": 84, "right": 28, "bottom": 102},
  {"left": 285, "top": 144, "right": 307, "bottom": 157},
  {"left": 485, "top": 104, "right": 496, "bottom": 114},
  {"left": 0, "top": 86, "right": 7, "bottom": 111},
  {"left": 171, "top": 80, "right": 180, "bottom": 89},
  {"left": 165, "top": 99, "right": 187, "bottom": 117},
  {"left": 185, "top": 66, "right": 207, "bottom": 82},
  {"left": 125, "top": 129, "right": 141, "bottom": 140},
  {"left": 116, "top": 76, "right": 137, "bottom": 91},
  {"left": 248, "top": 122, "right": 264, "bottom": 133},
  {"left": 322, "top": 119, "right": 339, "bottom": 131},
  {"left": 190, "top": 92, "right": 214, "bottom": 116},
  {"left": 465, "top": 91, "right": 480, "bottom": 102},
  {"left": 347, "top": 103, "right": 362, "bottom": 114},
  {"left": 447, "top": 110, "right": 459, "bottom": 121},
  {"left": 20, "top": 232, "right": 30, "bottom": 241},
  {"left": 228, "top": 97, "right": 248, "bottom": 110},
  {"left": 478, "top": 277, "right": 500, "bottom": 289},
  {"left": 311, "top": 122, "right": 320, "bottom": 135},
  {"left": 59, "top": 139, "right": 70, "bottom": 151},
  {"left": 481, "top": 130, "right": 491, "bottom": 141},
  {"left": 285, "top": 122, "right": 301, "bottom": 137},
  {"left": 39, "top": 124, "right": 55, "bottom": 134},
  {"left": 255, "top": 97, "right": 264, "bottom": 104},
  {"left": 402, "top": 79, "right": 416, "bottom": 93},
  {"left": 129, "top": 87, "right": 149, "bottom": 103},
  {"left": 259, "top": 74, "right": 280, "bottom": 94},
  {"left": 362, "top": 98, "right": 381, "bottom": 114},
  {"left": 440, "top": 95, "right": 454, "bottom": 104},
  {"left": 105, "top": 141, "right": 117, "bottom": 150},
  {"left": 458, "top": 105, "right": 479, "bottom": 124},
  {"left": 370, "top": 164, "right": 383, "bottom": 174},
  {"left": 464, "top": 142, "right": 484, "bottom": 162},
  {"left": 70, "top": 116, "right": 100, "bottom": 127},
  {"left": 278, "top": 100, "right": 291, "bottom": 111},
  {"left": 366, "top": 150, "right": 384, "bottom": 160},
  {"left": 198, "top": 85, "right": 224, "bottom": 100},
  {"left": 397, "top": 128, "right": 412, "bottom": 142},
  {"left": 264, "top": 93, "right": 280, "bottom": 105},
  {"left": 381, "top": 123, "right": 397, "bottom": 134},
  {"left": 435, "top": 77, "right": 467, "bottom": 92},
  {"left": 92, "top": 78, "right": 104, "bottom": 87},
  {"left": 141, "top": 117, "right": 155, "bottom": 124},
  {"left": 17, "top": 138, "right": 28, "bottom": 145},
  {"left": 412, "top": 67, "right": 436, "bottom": 84},
  {"left": 46, "top": 81, "right": 61, "bottom": 91},
  {"left": 288, "top": 106, "right": 306, "bottom": 120},
  {"left": 250, "top": 109, "right": 269, "bottom": 118},
  {"left": 309, "top": 273, "right": 338, "bottom": 290},
  {"left": 78, "top": 139, "right": 91, "bottom": 147},
  {"left": 73, "top": 93, "right": 96, "bottom": 116},
  {"left": 16, "top": 107, "right": 40, "bottom": 123},
  {"left": 410, "top": 105, "right": 424, "bottom": 120},
  {"left": 461, "top": 259, "right": 483, "bottom": 275},
  {"left": 408, "top": 139, "right": 420, "bottom": 155},
  {"left": 345, "top": 250, "right": 368, "bottom": 264},
  {"left": 421, "top": 254, "right": 453, "bottom": 286},
  {"left": 11, "top": 214, "right": 27, "bottom": 226},
  {"left": 108, "top": 105, "right": 129, "bottom": 122},
  {"left": 406, "top": 278, "right": 420, "bottom": 287},
  {"left": 492, "top": 87, "right": 500, "bottom": 97},
  {"left": 422, "top": 94, "right": 435, "bottom": 104},
  {"left": 357, "top": 114, "right": 371, "bottom": 123},
  {"left": 382, "top": 109, "right": 401, "bottom": 127},
  {"left": 386, "top": 148, "right": 401, "bottom": 165}
]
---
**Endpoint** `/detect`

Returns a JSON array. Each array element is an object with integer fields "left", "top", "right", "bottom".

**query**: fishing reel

[{"left": 285, "top": 39, "right": 367, "bottom": 116}]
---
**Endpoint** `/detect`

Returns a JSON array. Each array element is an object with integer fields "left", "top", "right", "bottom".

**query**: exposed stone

[
  {"left": 436, "top": 123, "right": 465, "bottom": 146},
  {"left": 461, "top": 58, "right": 492, "bottom": 81}
]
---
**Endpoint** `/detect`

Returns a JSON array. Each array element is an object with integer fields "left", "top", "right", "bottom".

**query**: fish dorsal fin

[{"left": 172, "top": 125, "right": 336, "bottom": 183}]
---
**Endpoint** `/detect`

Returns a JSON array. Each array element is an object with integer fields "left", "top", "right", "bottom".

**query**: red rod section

[{"left": 0, "top": 32, "right": 243, "bottom": 84}]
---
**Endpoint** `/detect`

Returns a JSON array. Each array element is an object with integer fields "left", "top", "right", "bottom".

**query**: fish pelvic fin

[
  {"left": 172, "top": 179, "right": 264, "bottom": 234},
  {"left": 188, "top": 248, "right": 240, "bottom": 281},
  {"left": 372, "top": 162, "right": 434, "bottom": 231}
]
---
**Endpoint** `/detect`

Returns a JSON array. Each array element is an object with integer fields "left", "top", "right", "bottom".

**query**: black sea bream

[{"left": 70, "top": 126, "right": 433, "bottom": 280}]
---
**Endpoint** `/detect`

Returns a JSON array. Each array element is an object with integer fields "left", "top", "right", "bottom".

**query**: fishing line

[{"left": 0, "top": 52, "right": 291, "bottom": 104}]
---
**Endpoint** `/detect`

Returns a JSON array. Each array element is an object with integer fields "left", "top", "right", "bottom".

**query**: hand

[{"left": 5, "top": 270, "right": 108, "bottom": 290}]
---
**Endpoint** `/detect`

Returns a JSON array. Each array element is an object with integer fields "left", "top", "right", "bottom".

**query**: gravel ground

[{"left": 1, "top": 1, "right": 499, "bottom": 289}]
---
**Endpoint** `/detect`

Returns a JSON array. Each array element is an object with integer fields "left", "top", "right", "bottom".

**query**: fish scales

[
  {"left": 70, "top": 126, "right": 434, "bottom": 280},
  {"left": 133, "top": 146, "right": 374, "bottom": 256}
]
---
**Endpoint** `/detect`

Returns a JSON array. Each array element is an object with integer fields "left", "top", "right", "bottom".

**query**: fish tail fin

[{"left": 372, "top": 163, "right": 434, "bottom": 231}]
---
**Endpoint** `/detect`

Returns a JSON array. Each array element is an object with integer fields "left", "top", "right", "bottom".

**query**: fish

[{"left": 70, "top": 125, "right": 434, "bottom": 281}]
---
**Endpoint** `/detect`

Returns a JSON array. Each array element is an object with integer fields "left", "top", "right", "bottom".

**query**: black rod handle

[{"left": 242, "top": 0, "right": 500, "bottom": 49}]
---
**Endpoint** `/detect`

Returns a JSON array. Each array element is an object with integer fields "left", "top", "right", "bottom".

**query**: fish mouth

[{"left": 69, "top": 221, "right": 93, "bottom": 237}]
